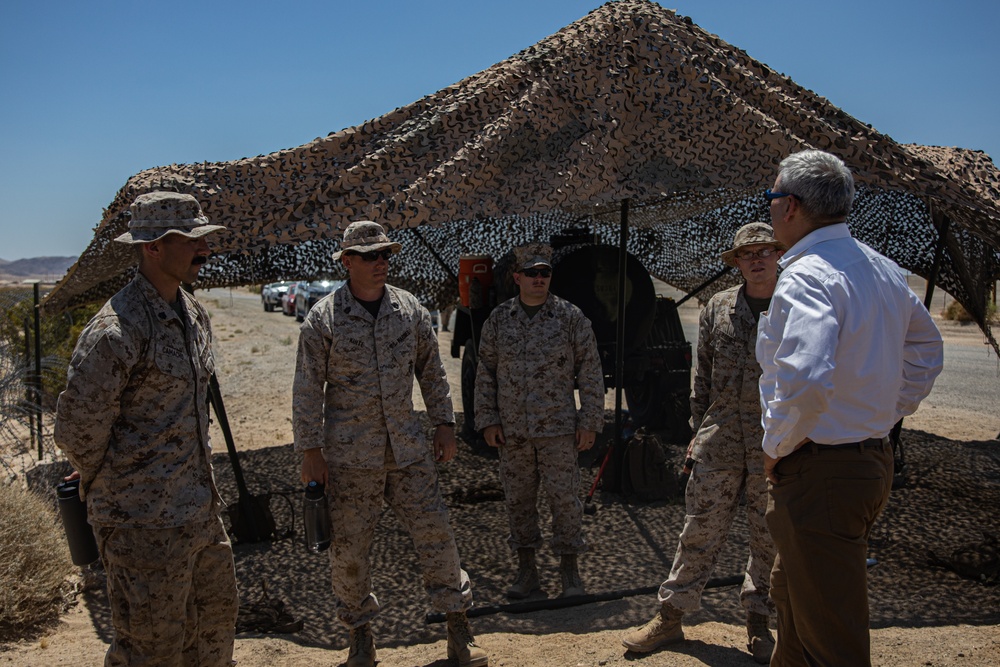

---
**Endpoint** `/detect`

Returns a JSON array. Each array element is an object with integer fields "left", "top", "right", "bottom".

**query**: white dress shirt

[{"left": 756, "top": 223, "right": 943, "bottom": 458}]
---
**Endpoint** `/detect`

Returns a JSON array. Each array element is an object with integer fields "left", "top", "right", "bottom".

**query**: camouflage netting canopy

[{"left": 46, "top": 0, "right": 1000, "bottom": 349}]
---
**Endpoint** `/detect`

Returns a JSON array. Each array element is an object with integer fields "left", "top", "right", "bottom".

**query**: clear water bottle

[{"left": 302, "top": 481, "right": 331, "bottom": 553}]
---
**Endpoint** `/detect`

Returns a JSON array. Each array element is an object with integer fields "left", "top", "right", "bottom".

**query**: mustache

[{"left": 192, "top": 256, "right": 209, "bottom": 266}]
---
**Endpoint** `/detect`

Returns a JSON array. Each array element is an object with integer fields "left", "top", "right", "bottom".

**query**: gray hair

[{"left": 778, "top": 150, "right": 855, "bottom": 221}]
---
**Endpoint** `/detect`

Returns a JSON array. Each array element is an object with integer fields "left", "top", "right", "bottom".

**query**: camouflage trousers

[
  {"left": 94, "top": 516, "right": 238, "bottom": 667},
  {"left": 658, "top": 462, "right": 776, "bottom": 616},
  {"left": 327, "top": 444, "right": 473, "bottom": 628},
  {"left": 499, "top": 433, "right": 586, "bottom": 555}
]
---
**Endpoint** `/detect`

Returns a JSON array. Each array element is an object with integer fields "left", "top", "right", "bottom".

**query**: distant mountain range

[{"left": 0, "top": 256, "right": 75, "bottom": 282}]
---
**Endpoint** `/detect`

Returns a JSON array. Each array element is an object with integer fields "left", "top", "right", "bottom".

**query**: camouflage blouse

[
  {"left": 689, "top": 284, "right": 766, "bottom": 471},
  {"left": 54, "top": 273, "right": 219, "bottom": 528},
  {"left": 292, "top": 283, "right": 454, "bottom": 469},
  {"left": 475, "top": 294, "right": 605, "bottom": 439}
]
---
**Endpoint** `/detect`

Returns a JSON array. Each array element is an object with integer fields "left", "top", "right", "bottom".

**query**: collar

[
  {"left": 133, "top": 272, "right": 194, "bottom": 325},
  {"left": 778, "top": 222, "right": 851, "bottom": 269},
  {"left": 506, "top": 293, "right": 553, "bottom": 317},
  {"left": 338, "top": 282, "right": 399, "bottom": 319},
  {"left": 729, "top": 283, "right": 758, "bottom": 325}
]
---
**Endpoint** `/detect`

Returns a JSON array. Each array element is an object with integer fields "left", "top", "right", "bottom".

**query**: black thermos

[
  {"left": 56, "top": 478, "right": 100, "bottom": 566},
  {"left": 302, "top": 481, "right": 331, "bottom": 553}
]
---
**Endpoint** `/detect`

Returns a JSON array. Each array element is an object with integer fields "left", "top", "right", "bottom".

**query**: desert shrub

[
  {"left": 942, "top": 300, "right": 975, "bottom": 322},
  {"left": 0, "top": 289, "right": 100, "bottom": 410},
  {"left": 940, "top": 299, "right": 1000, "bottom": 324},
  {"left": 0, "top": 482, "right": 75, "bottom": 641}
]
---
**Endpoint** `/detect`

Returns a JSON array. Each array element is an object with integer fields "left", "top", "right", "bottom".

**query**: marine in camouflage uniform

[
  {"left": 293, "top": 221, "right": 486, "bottom": 667},
  {"left": 54, "top": 192, "right": 238, "bottom": 667},
  {"left": 474, "top": 243, "right": 604, "bottom": 599},
  {"left": 622, "top": 222, "right": 785, "bottom": 664}
]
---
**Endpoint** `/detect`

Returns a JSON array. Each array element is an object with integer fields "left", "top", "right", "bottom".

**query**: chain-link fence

[{"left": 0, "top": 286, "right": 97, "bottom": 479}]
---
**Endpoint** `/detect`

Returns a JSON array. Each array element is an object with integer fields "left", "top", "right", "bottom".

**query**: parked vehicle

[
  {"left": 281, "top": 283, "right": 300, "bottom": 317},
  {"left": 295, "top": 280, "right": 345, "bottom": 322},
  {"left": 261, "top": 281, "right": 295, "bottom": 312},
  {"left": 421, "top": 303, "right": 441, "bottom": 335}
]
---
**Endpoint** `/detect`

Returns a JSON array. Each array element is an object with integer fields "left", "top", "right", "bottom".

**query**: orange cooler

[{"left": 458, "top": 255, "right": 494, "bottom": 307}]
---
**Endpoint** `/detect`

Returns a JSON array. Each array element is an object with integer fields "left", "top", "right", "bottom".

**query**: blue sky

[{"left": 1, "top": 0, "right": 996, "bottom": 261}]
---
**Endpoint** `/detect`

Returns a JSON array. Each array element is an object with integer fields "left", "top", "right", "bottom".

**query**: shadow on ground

[{"left": 26, "top": 417, "right": 1000, "bottom": 651}]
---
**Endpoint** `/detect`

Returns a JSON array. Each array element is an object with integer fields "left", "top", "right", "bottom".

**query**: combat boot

[
  {"left": 505, "top": 547, "right": 541, "bottom": 599},
  {"left": 346, "top": 623, "right": 376, "bottom": 667},
  {"left": 621, "top": 603, "right": 684, "bottom": 653},
  {"left": 746, "top": 611, "right": 775, "bottom": 664},
  {"left": 559, "top": 553, "right": 586, "bottom": 597},
  {"left": 446, "top": 611, "right": 489, "bottom": 667}
]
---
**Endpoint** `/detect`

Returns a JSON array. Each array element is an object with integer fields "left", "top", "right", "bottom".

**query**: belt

[{"left": 807, "top": 437, "right": 889, "bottom": 452}]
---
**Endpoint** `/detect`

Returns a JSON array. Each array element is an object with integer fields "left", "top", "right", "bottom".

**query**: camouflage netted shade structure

[{"left": 46, "top": 0, "right": 1000, "bottom": 349}]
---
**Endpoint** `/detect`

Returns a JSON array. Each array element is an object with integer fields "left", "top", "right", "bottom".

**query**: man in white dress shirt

[{"left": 757, "top": 149, "right": 943, "bottom": 666}]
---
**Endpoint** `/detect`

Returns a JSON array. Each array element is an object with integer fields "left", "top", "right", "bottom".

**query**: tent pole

[
  {"left": 425, "top": 574, "right": 744, "bottom": 622},
  {"left": 676, "top": 266, "right": 733, "bottom": 307},
  {"left": 615, "top": 200, "right": 629, "bottom": 445}
]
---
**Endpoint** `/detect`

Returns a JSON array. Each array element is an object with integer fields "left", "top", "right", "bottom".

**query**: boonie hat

[
  {"left": 114, "top": 191, "right": 225, "bottom": 244},
  {"left": 332, "top": 221, "right": 402, "bottom": 260},
  {"left": 514, "top": 243, "right": 553, "bottom": 271},
  {"left": 720, "top": 222, "right": 786, "bottom": 267}
]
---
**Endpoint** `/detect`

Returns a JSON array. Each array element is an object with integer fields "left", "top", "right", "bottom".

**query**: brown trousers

[
  {"left": 96, "top": 517, "right": 239, "bottom": 667},
  {"left": 766, "top": 439, "right": 892, "bottom": 667},
  {"left": 326, "top": 444, "right": 472, "bottom": 628},
  {"left": 499, "top": 433, "right": 585, "bottom": 555}
]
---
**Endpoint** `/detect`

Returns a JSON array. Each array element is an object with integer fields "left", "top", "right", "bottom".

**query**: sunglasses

[
  {"left": 764, "top": 189, "right": 799, "bottom": 202},
  {"left": 348, "top": 249, "right": 394, "bottom": 262},
  {"left": 735, "top": 247, "right": 777, "bottom": 261},
  {"left": 522, "top": 268, "right": 551, "bottom": 278}
]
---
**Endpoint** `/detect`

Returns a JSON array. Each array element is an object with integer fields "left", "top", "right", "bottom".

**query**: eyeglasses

[
  {"left": 349, "top": 249, "right": 393, "bottom": 262},
  {"left": 764, "top": 189, "right": 799, "bottom": 202},
  {"left": 735, "top": 247, "right": 777, "bottom": 261},
  {"left": 521, "top": 268, "right": 551, "bottom": 278}
]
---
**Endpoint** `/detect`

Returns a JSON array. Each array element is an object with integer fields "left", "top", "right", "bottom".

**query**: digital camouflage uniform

[
  {"left": 474, "top": 294, "right": 604, "bottom": 554},
  {"left": 657, "top": 284, "right": 776, "bottom": 616},
  {"left": 55, "top": 272, "right": 238, "bottom": 667},
  {"left": 293, "top": 282, "right": 472, "bottom": 628}
]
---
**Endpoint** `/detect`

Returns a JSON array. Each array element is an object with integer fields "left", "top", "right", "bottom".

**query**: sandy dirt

[{"left": 3, "top": 287, "right": 998, "bottom": 666}]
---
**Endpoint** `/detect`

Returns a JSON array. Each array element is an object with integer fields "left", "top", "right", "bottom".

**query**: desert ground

[{"left": 3, "top": 284, "right": 999, "bottom": 666}]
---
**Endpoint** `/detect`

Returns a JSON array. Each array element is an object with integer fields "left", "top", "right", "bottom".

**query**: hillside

[{"left": 0, "top": 256, "right": 74, "bottom": 282}]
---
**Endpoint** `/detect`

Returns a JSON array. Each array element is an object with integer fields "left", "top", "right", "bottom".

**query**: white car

[{"left": 261, "top": 281, "right": 295, "bottom": 312}]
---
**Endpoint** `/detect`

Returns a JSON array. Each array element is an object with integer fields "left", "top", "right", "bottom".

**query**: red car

[{"left": 281, "top": 282, "right": 299, "bottom": 316}]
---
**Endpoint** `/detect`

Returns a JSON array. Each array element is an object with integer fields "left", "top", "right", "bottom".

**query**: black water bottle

[
  {"left": 56, "top": 478, "right": 100, "bottom": 566},
  {"left": 302, "top": 481, "right": 331, "bottom": 553},
  {"left": 678, "top": 456, "right": 697, "bottom": 489}
]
